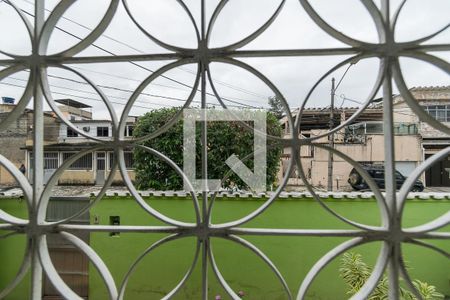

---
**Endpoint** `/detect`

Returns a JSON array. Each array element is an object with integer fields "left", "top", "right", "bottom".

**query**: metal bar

[
  {"left": 0, "top": 60, "right": 17, "bottom": 66},
  {"left": 225, "top": 47, "right": 362, "bottom": 57},
  {"left": 380, "top": 1, "right": 401, "bottom": 299},
  {"left": 58, "top": 224, "right": 183, "bottom": 233},
  {"left": 0, "top": 224, "right": 17, "bottom": 230},
  {"left": 0, "top": 1, "right": 448, "bottom": 299},
  {"left": 30, "top": 1, "right": 45, "bottom": 298},
  {"left": 45, "top": 48, "right": 362, "bottom": 64},
  {"left": 46, "top": 52, "right": 187, "bottom": 64},
  {"left": 403, "top": 44, "right": 450, "bottom": 52},
  {"left": 228, "top": 228, "right": 381, "bottom": 237},
  {"left": 4, "top": 45, "right": 448, "bottom": 66},
  {"left": 327, "top": 77, "right": 335, "bottom": 191},
  {"left": 200, "top": 2, "right": 209, "bottom": 300},
  {"left": 382, "top": 65, "right": 397, "bottom": 216}
]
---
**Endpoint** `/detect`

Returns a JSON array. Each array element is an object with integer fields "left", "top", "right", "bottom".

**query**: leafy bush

[
  {"left": 133, "top": 107, "right": 283, "bottom": 190},
  {"left": 339, "top": 252, "right": 444, "bottom": 300}
]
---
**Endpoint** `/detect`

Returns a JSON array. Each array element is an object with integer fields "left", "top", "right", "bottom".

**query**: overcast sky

[{"left": 0, "top": 0, "right": 449, "bottom": 120}]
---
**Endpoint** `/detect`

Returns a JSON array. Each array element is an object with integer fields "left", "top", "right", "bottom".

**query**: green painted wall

[
  {"left": 0, "top": 199, "right": 30, "bottom": 300},
  {"left": 1, "top": 197, "right": 449, "bottom": 299}
]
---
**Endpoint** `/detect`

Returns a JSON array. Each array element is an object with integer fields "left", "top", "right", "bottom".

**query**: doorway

[
  {"left": 425, "top": 154, "right": 450, "bottom": 187},
  {"left": 43, "top": 197, "right": 90, "bottom": 299},
  {"left": 95, "top": 152, "right": 106, "bottom": 185}
]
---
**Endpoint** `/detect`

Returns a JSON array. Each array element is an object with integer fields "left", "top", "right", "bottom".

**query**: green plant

[
  {"left": 133, "top": 107, "right": 283, "bottom": 190},
  {"left": 412, "top": 280, "right": 445, "bottom": 300},
  {"left": 339, "top": 252, "right": 444, "bottom": 300}
]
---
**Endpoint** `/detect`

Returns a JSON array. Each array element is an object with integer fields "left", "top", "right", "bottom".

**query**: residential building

[
  {"left": 279, "top": 86, "right": 450, "bottom": 191},
  {"left": 0, "top": 99, "right": 137, "bottom": 186},
  {"left": 392, "top": 86, "right": 450, "bottom": 187},
  {"left": 54, "top": 98, "right": 93, "bottom": 120},
  {"left": 0, "top": 102, "right": 59, "bottom": 185}
]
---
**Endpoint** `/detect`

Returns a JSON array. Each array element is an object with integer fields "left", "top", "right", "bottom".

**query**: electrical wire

[
  {"left": 339, "top": 94, "right": 363, "bottom": 108},
  {"left": 177, "top": 66, "right": 269, "bottom": 100},
  {"left": 334, "top": 63, "right": 354, "bottom": 93},
  {"left": 20, "top": 0, "right": 270, "bottom": 101},
  {"left": 0, "top": 80, "right": 173, "bottom": 110},
  {"left": 8, "top": 72, "right": 246, "bottom": 108},
  {"left": 70, "top": 66, "right": 190, "bottom": 92},
  {"left": 5, "top": 75, "right": 200, "bottom": 107},
  {"left": 68, "top": 65, "right": 263, "bottom": 105},
  {"left": 7, "top": 0, "right": 266, "bottom": 109}
]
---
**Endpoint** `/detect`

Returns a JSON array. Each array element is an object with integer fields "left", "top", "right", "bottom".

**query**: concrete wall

[
  {"left": 0, "top": 137, "right": 27, "bottom": 186},
  {"left": 58, "top": 105, "right": 92, "bottom": 120},
  {"left": 1, "top": 197, "right": 449, "bottom": 300},
  {"left": 393, "top": 92, "right": 450, "bottom": 138},
  {"left": 0, "top": 112, "right": 28, "bottom": 186},
  {"left": 420, "top": 121, "right": 450, "bottom": 138},
  {"left": 57, "top": 170, "right": 135, "bottom": 185},
  {"left": 280, "top": 134, "right": 423, "bottom": 190},
  {"left": 58, "top": 121, "right": 113, "bottom": 143},
  {"left": 58, "top": 170, "right": 95, "bottom": 185}
]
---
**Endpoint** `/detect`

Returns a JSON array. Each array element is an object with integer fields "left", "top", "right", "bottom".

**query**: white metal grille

[{"left": 0, "top": 1, "right": 448, "bottom": 299}]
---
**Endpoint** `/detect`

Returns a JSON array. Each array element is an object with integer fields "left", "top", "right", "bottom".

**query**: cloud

[{"left": 0, "top": 0, "right": 448, "bottom": 120}]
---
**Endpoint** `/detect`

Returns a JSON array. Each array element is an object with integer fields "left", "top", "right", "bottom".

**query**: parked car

[{"left": 348, "top": 165, "right": 424, "bottom": 192}]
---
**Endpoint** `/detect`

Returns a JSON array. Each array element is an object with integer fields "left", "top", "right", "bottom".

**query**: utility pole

[{"left": 327, "top": 77, "right": 335, "bottom": 191}]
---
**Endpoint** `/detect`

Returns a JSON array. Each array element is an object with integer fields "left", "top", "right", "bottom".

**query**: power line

[
  {"left": 6, "top": 76, "right": 184, "bottom": 105},
  {"left": 334, "top": 64, "right": 353, "bottom": 93},
  {"left": 6, "top": 73, "right": 246, "bottom": 108},
  {"left": 8, "top": 0, "right": 264, "bottom": 109},
  {"left": 70, "top": 66, "right": 190, "bottom": 92},
  {"left": 0, "top": 80, "right": 160, "bottom": 110},
  {"left": 339, "top": 94, "right": 363, "bottom": 108},
  {"left": 177, "top": 66, "right": 269, "bottom": 100},
  {"left": 70, "top": 65, "right": 265, "bottom": 105},
  {"left": 18, "top": 0, "right": 269, "bottom": 101}
]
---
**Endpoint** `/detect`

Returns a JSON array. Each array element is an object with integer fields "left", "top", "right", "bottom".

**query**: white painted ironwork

[{"left": 0, "top": 0, "right": 448, "bottom": 299}]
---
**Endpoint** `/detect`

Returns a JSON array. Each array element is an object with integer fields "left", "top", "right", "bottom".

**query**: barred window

[
  {"left": 62, "top": 152, "right": 93, "bottom": 170},
  {"left": 425, "top": 105, "right": 450, "bottom": 122},
  {"left": 44, "top": 152, "right": 59, "bottom": 170},
  {"left": 97, "top": 126, "right": 109, "bottom": 137},
  {"left": 109, "top": 151, "right": 134, "bottom": 170}
]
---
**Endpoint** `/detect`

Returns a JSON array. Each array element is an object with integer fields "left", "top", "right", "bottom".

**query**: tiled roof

[
  {"left": 409, "top": 86, "right": 450, "bottom": 91},
  {"left": 2, "top": 189, "right": 448, "bottom": 200}
]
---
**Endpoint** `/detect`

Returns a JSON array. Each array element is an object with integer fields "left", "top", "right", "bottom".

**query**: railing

[
  {"left": 344, "top": 122, "right": 419, "bottom": 143},
  {"left": 0, "top": 1, "right": 449, "bottom": 299}
]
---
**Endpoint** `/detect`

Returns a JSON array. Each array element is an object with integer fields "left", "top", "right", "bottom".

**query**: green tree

[
  {"left": 133, "top": 107, "right": 282, "bottom": 191},
  {"left": 268, "top": 96, "right": 285, "bottom": 119}
]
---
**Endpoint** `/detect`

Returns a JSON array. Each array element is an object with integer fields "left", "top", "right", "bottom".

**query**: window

[
  {"left": 97, "top": 126, "right": 109, "bottom": 137},
  {"left": 393, "top": 123, "right": 418, "bottom": 135},
  {"left": 62, "top": 152, "right": 93, "bottom": 170},
  {"left": 124, "top": 125, "right": 134, "bottom": 137},
  {"left": 66, "top": 127, "right": 78, "bottom": 137},
  {"left": 109, "top": 151, "right": 134, "bottom": 169},
  {"left": 124, "top": 152, "right": 134, "bottom": 169},
  {"left": 44, "top": 152, "right": 59, "bottom": 170},
  {"left": 365, "top": 123, "right": 383, "bottom": 134},
  {"left": 424, "top": 105, "right": 450, "bottom": 122}
]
